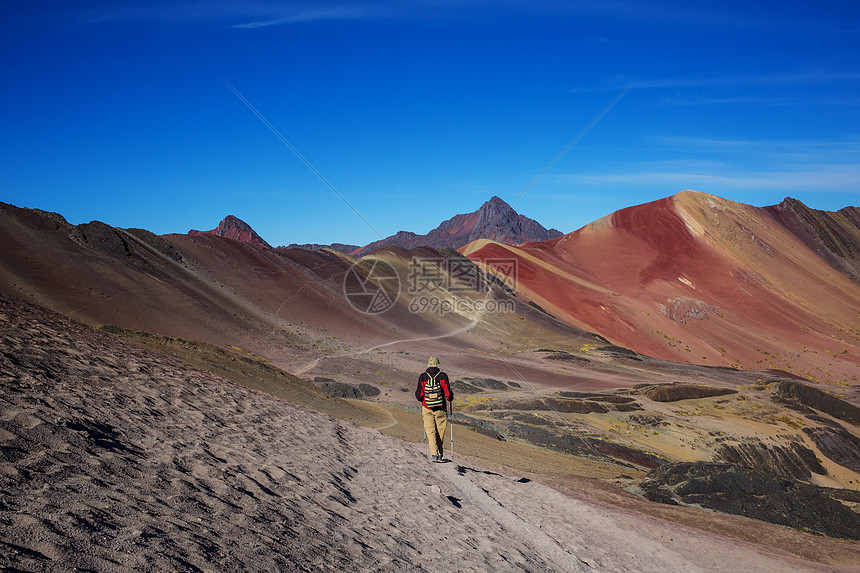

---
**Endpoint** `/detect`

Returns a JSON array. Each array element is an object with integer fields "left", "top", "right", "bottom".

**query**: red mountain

[
  {"left": 189, "top": 215, "right": 272, "bottom": 250},
  {"left": 352, "top": 196, "right": 562, "bottom": 257},
  {"left": 462, "top": 190, "right": 860, "bottom": 385}
]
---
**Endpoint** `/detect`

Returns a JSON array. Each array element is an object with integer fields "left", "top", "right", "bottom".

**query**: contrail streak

[
  {"left": 509, "top": 82, "right": 635, "bottom": 210},
  {"left": 224, "top": 80, "right": 383, "bottom": 239}
]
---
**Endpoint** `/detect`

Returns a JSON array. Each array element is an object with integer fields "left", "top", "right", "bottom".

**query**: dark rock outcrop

[
  {"left": 555, "top": 392, "right": 643, "bottom": 411},
  {"left": 452, "top": 380, "right": 483, "bottom": 394},
  {"left": 462, "top": 377, "right": 509, "bottom": 391},
  {"left": 189, "top": 215, "right": 272, "bottom": 250},
  {"left": 636, "top": 384, "right": 736, "bottom": 403},
  {"left": 542, "top": 350, "right": 590, "bottom": 363},
  {"left": 451, "top": 377, "right": 513, "bottom": 396},
  {"left": 2, "top": 203, "right": 184, "bottom": 269},
  {"left": 803, "top": 426, "right": 860, "bottom": 472},
  {"left": 314, "top": 378, "right": 379, "bottom": 399},
  {"left": 473, "top": 398, "right": 609, "bottom": 414},
  {"left": 70, "top": 220, "right": 132, "bottom": 259},
  {"left": 640, "top": 462, "right": 860, "bottom": 539},
  {"left": 556, "top": 392, "right": 637, "bottom": 404},
  {"left": 503, "top": 423, "right": 666, "bottom": 469},
  {"left": 124, "top": 228, "right": 183, "bottom": 263},
  {"left": 488, "top": 411, "right": 557, "bottom": 426},
  {"left": 70, "top": 222, "right": 184, "bottom": 266},
  {"left": 353, "top": 196, "right": 562, "bottom": 257},
  {"left": 452, "top": 414, "right": 507, "bottom": 441},
  {"left": 473, "top": 393, "right": 643, "bottom": 413},
  {"left": 772, "top": 380, "right": 860, "bottom": 426},
  {"left": 358, "top": 383, "right": 381, "bottom": 397},
  {"left": 714, "top": 441, "right": 826, "bottom": 479},
  {"left": 595, "top": 345, "right": 645, "bottom": 361}
]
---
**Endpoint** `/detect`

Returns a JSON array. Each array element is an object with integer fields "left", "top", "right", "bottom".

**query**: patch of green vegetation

[{"left": 455, "top": 395, "right": 497, "bottom": 408}]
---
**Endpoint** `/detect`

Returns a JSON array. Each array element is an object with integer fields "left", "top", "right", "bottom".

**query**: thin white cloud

[
  {"left": 554, "top": 165, "right": 860, "bottom": 193},
  {"left": 633, "top": 70, "right": 860, "bottom": 89},
  {"left": 650, "top": 136, "right": 860, "bottom": 164},
  {"left": 658, "top": 96, "right": 792, "bottom": 106},
  {"left": 68, "top": 0, "right": 495, "bottom": 28},
  {"left": 573, "top": 70, "right": 860, "bottom": 96},
  {"left": 62, "top": 1, "right": 389, "bottom": 27},
  {"left": 75, "top": 1, "right": 256, "bottom": 25},
  {"left": 657, "top": 94, "right": 860, "bottom": 106},
  {"left": 62, "top": 0, "right": 771, "bottom": 30},
  {"left": 653, "top": 135, "right": 860, "bottom": 149},
  {"left": 231, "top": 7, "right": 373, "bottom": 28}
]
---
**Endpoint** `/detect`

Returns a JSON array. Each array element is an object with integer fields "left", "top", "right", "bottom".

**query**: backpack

[{"left": 424, "top": 372, "right": 445, "bottom": 408}]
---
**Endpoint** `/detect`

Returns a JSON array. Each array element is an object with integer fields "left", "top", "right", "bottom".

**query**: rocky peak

[
  {"left": 353, "top": 196, "right": 561, "bottom": 257},
  {"left": 474, "top": 196, "right": 516, "bottom": 227},
  {"left": 472, "top": 196, "right": 562, "bottom": 245},
  {"left": 218, "top": 215, "right": 255, "bottom": 235},
  {"left": 189, "top": 215, "right": 272, "bottom": 250}
]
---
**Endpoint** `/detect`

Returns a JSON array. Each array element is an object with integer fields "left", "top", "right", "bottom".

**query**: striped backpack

[{"left": 424, "top": 372, "right": 444, "bottom": 408}]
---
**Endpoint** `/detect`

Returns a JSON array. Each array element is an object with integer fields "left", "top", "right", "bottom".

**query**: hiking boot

[{"left": 430, "top": 454, "right": 440, "bottom": 462}]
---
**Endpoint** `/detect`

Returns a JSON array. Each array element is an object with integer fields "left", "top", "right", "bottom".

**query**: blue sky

[{"left": 2, "top": 1, "right": 859, "bottom": 247}]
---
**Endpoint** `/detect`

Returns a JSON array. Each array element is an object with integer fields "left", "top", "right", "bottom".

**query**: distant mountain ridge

[
  {"left": 189, "top": 215, "right": 272, "bottom": 250},
  {"left": 186, "top": 197, "right": 562, "bottom": 256},
  {"left": 1, "top": 193, "right": 857, "bottom": 385},
  {"left": 284, "top": 242, "right": 360, "bottom": 254},
  {"left": 352, "top": 196, "right": 562, "bottom": 257}
]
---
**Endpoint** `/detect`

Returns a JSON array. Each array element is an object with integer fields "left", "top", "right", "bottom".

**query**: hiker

[{"left": 416, "top": 356, "right": 453, "bottom": 462}]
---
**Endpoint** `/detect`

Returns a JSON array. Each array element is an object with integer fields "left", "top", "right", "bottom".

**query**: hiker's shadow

[{"left": 455, "top": 464, "right": 500, "bottom": 476}]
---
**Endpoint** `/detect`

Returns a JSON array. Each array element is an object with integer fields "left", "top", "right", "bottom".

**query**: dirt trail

[{"left": 1, "top": 294, "right": 857, "bottom": 572}]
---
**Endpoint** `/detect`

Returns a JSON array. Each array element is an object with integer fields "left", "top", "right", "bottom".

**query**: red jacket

[{"left": 415, "top": 367, "right": 453, "bottom": 410}]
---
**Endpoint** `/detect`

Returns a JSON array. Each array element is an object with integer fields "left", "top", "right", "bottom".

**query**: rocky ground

[{"left": 4, "top": 294, "right": 859, "bottom": 571}]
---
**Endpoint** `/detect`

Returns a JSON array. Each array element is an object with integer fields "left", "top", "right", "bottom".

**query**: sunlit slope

[{"left": 462, "top": 191, "right": 860, "bottom": 385}]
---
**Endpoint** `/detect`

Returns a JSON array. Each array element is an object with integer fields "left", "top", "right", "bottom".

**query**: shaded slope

[
  {"left": 0, "top": 202, "right": 604, "bottom": 388},
  {"left": 764, "top": 198, "right": 860, "bottom": 282},
  {"left": 462, "top": 191, "right": 860, "bottom": 385},
  {"left": 0, "top": 202, "right": 308, "bottom": 356}
]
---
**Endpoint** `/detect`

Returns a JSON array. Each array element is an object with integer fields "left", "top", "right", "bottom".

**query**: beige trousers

[{"left": 422, "top": 407, "right": 448, "bottom": 457}]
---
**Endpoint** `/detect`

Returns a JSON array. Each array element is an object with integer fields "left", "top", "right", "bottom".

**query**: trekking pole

[{"left": 448, "top": 401, "right": 454, "bottom": 460}]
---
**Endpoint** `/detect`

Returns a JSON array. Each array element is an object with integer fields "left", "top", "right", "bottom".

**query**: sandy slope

[{"left": 2, "top": 295, "right": 855, "bottom": 572}]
